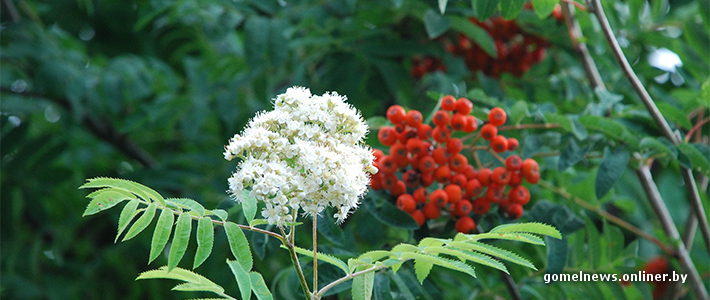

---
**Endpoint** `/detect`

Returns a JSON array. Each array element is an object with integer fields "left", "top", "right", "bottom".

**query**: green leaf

[
  {"left": 500, "top": 0, "right": 526, "bottom": 19},
  {"left": 115, "top": 199, "right": 140, "bottom": 243},
  {"left": 400, "top": 252, "right": 476, "bottom": 278},
  {"left": 467, "top": 232, "right": 546, "bottom": 245},
  {"left": 166, "top": 198, "right": 205, "bottom": 216},
  {"left": 227, "top": 259, "right": 252, "bottom": 300},
  {"left": 579, "top": 115, "right": 638, "bottom": 146},
  {"left": 545, "top": 236, "right": 567, "bottom": 274},
  {"left": 352, "top": 265, "right": 375, "bottom": 300},
  {"left": 531, "top": 0, "right": 557, "bottom": 18},
  {"left": 171, "top": 282, "right": 224, "bottom": 294},
  {"left": 282, "top": 245, "right": 349, "bottom": 275},
  {"left": 372, "top": 274, "right": 393, "bottom": 300},
  {"left": 438, "top": 0, "right": 448, "bottom": 14},
  {"left": 529, "top": 200, "right": 585, "bottom": 234},
  {"left": 678, "top": 143, "right": 710, "bottom": 175},
  {"left": 414, "top": 259, "right": 434, "bottom": 284},
  {"left": 83, "top": 188, "right": 135, "bottom": 216},
  {"left": 448, "top": 241, "right": 536, "bottom": 270},
  {"left": 425, "top": 246, "right": 508, "bottom": 274},
  {"left": 168, "top": 213, "right": 192, "bottom": 271},
  {"left": 474, "top": 0, "right": 501, "bottom": 20},
  {"left": 640, "top": 137, "right": 676, "bottom": 159},
  {"left": 80, "top": 177, "right": 165, "bottom": 207},
  {"left": 194, "top": 217, "right": 214, "bottom": 269},
  {"left": 241, "top": 190, "right": 258, "bottom": 225},
  {"left": 586, "top": 219, "right": 602, "bottom": 269},
  {"left": 250, "top": 272, "right": 273, "bottom": 300},
  {"left": 207, "top": 209, "right": 228, "bottom": 221},
  {"left": 424, "top": 9, "right": 451, "bottom": 39},
  {"left": 509, "top": 100, "right": 529, "bottom": 125},
  {"left": 387, "top": 272, "right": 416, "bottom": 300},
  {"left": 595, "top": 147, "right": 630, "bottom": 199},
  {"left": 449, "top": 16, "right": 497, "bottom": 58},
  {"left": 656, "top": 103, "right": 692, "bottom": 129},
  {"left": 225, "top": 222, "right": 253, "bottom": 271},
  {"left": 123, "top": 203, "right": 157, "bottom": 242},
  {"left": 489, "top": 222, "right": 562, "bottom": 239},
  {"left": 137, "top": 266, "right": 223, "bottom": 292},
  {"left": 559, "top": 139, "right": 591, "bottom": 171},
  {"left": 358, "top": 250, "right": 392, "bottom": 262},
  {"left": 149, "top": 208, "right": 175, "bottom": 264},
  {"left": 367, "top": 116, "right": 389, "bottom": 130}
]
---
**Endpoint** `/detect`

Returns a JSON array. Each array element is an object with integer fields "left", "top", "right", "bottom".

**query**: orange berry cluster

[
  {"left": 411, "top": 56, "right": 447, "bottom": 79},
  {"left": 371, "top": 95, "right": 540, "bottom": 234},
  {"left": 445, "top": 17, "right": 550, "bottom": 78}
]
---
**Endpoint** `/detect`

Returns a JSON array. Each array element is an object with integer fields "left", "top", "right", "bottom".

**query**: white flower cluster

[{"left": 224, "top": 86, "right": 377, "bottom": 225}]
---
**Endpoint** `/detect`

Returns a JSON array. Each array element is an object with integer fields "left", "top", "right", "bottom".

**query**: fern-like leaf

[
  {"left": 400, "top": 252, "right": 476, "bottom": 278},
  {"left": 449, "top": 241, "right": 536, "bottom": 270},
  {"left": 224, "top": 222, "right": 253, "bottom": 271},
  {"left": 166, "top": 198, "right": 205, "bottom": 217},
  {"left": 284, "top": 245, "right": 350, "bottom": 275},
  {"left": 489, "top": 222, "right": 562, "bottom": 239},
  {"left": 115, "top": 199, "right": 140, "bottom": 243},
  {"left": 83, "top": 188, "right": 136, "bottom": 216},
  {"left": 249, "top": 271, "right": 273, "bottom": 300},
  {"left": 137, "top": 266, "right": 224, "bottom": 294},
  {"left": 81, "top": 177, "right": 165, "bottom": 207},
  {"left": 149, "top": 208, "right": 174, "bottom": 264},
  {"left": 193, "top": 217, "right": 214, "bottom": 269},
  {"left": 227, "top": 259, "right": 252, "bottom": 300},
  {"left": 123, "top": 203, "right": 157, "bottom": 241},
  {"left": 424, "top": 246, "right": 508, "bottom": 274},
  {"left": 168, "top": 213, "right": 192, "bottom": 271}
]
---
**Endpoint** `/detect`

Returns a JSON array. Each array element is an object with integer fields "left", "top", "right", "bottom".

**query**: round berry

[
  {"left": 505, "top": 155, "right": 523, "bottom": 171},
  {"left": 466, "top": 179, "right": 483, "bottom": 197},
  {"left": 396, "top": 194, "right": 417, "bottom": 213},
  {"left": 406, "top": 138, "right": 426, "bottom": 157},
  {"left": 477, "top": 168, "right": 492, "bottom": 186},
  {"left": 462, "top": 116, "right": 478, "bottom": 132},
  {"left": 480, "top": 124, "right": 498, "bottom": 140},
  {"left": 441, "top": 95, "right": 457, "bottom": 111},
  {"left": 417, "top": 124, "right": 432, "bottom": 140},
  {"left": 507, "top": 137, "right": 519, "bottom": 151},
  {"left": 491, "top": 135, "right": 508, "bottom": 153},
  {"left": 432, "top": 147, "right": 451, "bottom": 165},
  {"left": 434, "top": 165, "right": 452, "bottom": 183},
  {"left": 432, "top": 110, "right": 450, "bottom": 127},
  {"left": 488, "top": 107, "right": 507, "bottom": 126},
  {"left": 453, "top": 200, "right": 473, "bottom": 217},
  {"left": 522, "top": 158, "right": 540, "bottom": 184},
  {"left": 485, "top": 184, "right": 505, "bottom": 203},
  {"left": 451, "top": 174, "right": 468, "bottom": 187},
  {"left": 509, "top": 185, "right": 530, "bottom": 205},
  {"left": 445, "top": 184, "right": 462, "bottom": 203},
  {"left": 449, "top": 153, "right": 469, "bottom": 173},
  {"left": 423, "top": 202, "right": 442, "bottom": 219},
  {"left": 378, "top": 156, "right": 397, "bottom": 174},
  {"left": 418, "top": 156, "right": 437, "bottom": 173},
  {"left": 462, "top": 164, "right": 478, "bottom": 180},
  {"left": 402, "top": 170, "right": 420, "bottom": 188},
  {"left": 455, "top": 98, "right": 473, "bottom": 115},
  {"left": 472, "top": 198, "right": 490, "bottom": 215},
  {"left": 410, "top": 209, "right": 426, "bottom": 226},
  {"left": 509, "top": 170, "right": 523, "bottom": 186},
  {"left": 382, "top": 173, "right": 398, "bottom": 190},
  {"left": 390, "top": 180, "right": 406, "bottom": 196},
  {"left": 405, "top": 110, "right": 423, "bottom": 127},
  {"left": 413, "top": 187, "right": 430, "bottom": 204},
  {"left": 430, "top": 189, "right": 449, "bottom": 207},
  {"left": 378, "top": 127, "right": 398, "bottom": 146},
  {"left": 491, "top": 167, "right": 511, "bottom": 186},
  {"left": 387, "top": 105, "right": 406, "bottom": 124},
  {"left": 390, "top": 143, "right": 407, "bottom": 159},
  {"left": 505, "top": 203, "right": 523, "bottom": 219},
  {"left": 370, "top": 173, "right": 384, "bottom": 190},
  {"left": 455, "top": 216, "right": 476, "bottom": 233},
  {"left": 450, "top": 113, "right": 467, "bottom": 131},
  {"left": 372, "top": 149, "right": 385, "bottom": 162},
  {"left": 446, "top": 138, "right": 464, "bottom": 154},
  {"left": 420, "top": 172, "right": 434, "bottom": 187},
  {"left": 432, "top": 126, "right": 451, "bottom": 143}
]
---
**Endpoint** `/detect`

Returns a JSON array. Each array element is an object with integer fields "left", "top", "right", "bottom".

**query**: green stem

[
  {"left": 314, "top": 264, "right": 388, "bottom": 299},
  {"left": 313, "top": 214, "right": 318, "bottom": 294},
  {"left": 280, "top": 226, "right": 312, "bottom": 299}
]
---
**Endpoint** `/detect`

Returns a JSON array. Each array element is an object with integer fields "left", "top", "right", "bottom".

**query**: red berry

[
  {"left": 491, "top": 135, "right": 509, "bottom": 153},
  {"left": 462, "top": 164, "right": 478, "bottom": 180},
  {"left": 396, "top": 194, "right": 417, "bottom": 213},
  {"left": 449, "top": 153, "right": 469, "bottom": 173},
  {"left": 372, "top": 149, "right": 385, "bottom": 162},
  {"left": 453, "top": 200, "right": 473, "bottom": 217},
  {"left": 423, "top": 202, "right": 442, "bottom": 219},
  {"left": 402, "top": 170, "right": 420, "bottom": 188},
  {"left": 398, "top": 128, "right": 416, "bottom": 144},
  {"left": 387, "top": 105, "right": 406, "bottom": 124},
  {"left": 432, "top": 110, "right": 450, "bottom": 127},
  {"left": 505, "top": 155, "right": 523, "bottom": 171},
  {"left": 378, "top": 127, "right": 398, "bottom": 146},
  {"left": 410, "top": 209, "right": 426, "bottom": 226},
  {"left": 432, "top": 125, "right": 451, "bottom": 143},
  {"left": 509, "top": 171, "right": 523, "bottom": 186},
  {"left": 485, "top": 184, "right": 505, "bottom": 202},
  {"left": 382, "top": 173, "right": 398, "bottom": 190},
  {"left": 430, "top": 189, "right": 449, "bottom": 207},
  {"left": 472, "top": 197, "right": 490, "bottom": 215},
  {"left": 507, "top": 137, "right": 519, "bottom": 151},
  {"left": 477, "top": 168, "right": 492, "bottom": 186},
  {"left": 480, "top": 124, "right": 498, "bottom": 140},
  {"left": 455, "top": 98, "right": 473, "bottom": 115},
  {"left": 455, "top": 216, "right": 476, "bottom": 233},
  {"left": 505, "top": 203, "right": 523, "bottom": 219},
  {"left": 405, "top": 110, "right": 423, "bottom": 127},
  {"left": 488, "top": 107, "right": 507, "bottom": 126},
  {"left": 432, "top": 147, "right": 451, "bottom": 165},
  {"left": 491, "top": 167, "right": 511, "bottom": 186},
  {"left": 406, "top": 138, "right": 426, "bottom": 157},
  {"left": 522, "top": 158, "right": 540, "bottom": 184},
  {"left": 390, "top": 180, "right": 406, "bottom": 196},
  {"left": 417, "top": 124, "right": 432, "bottom": 140},
  {"left": 418, "top": 156, "right": 437, "bottom": 173},
  {"left": 466, "top": 179, "right": 483, "bottom": 197},
  {"left": 451, "top": 174, "right": 468, "bottom": 187},
  {"left": 445, "top": 184, "right": 462, "bottom": 204},
  {"left": 420, "top": 172, "right": 434, "bottom": 187},
  {"left": 378, "top": 156, "right": 397, "bottom": 174},
  {"left": 450, "top": 113, "right": 467, "bottom": 131},
  {"left": 446, "top": 138, "right": 464, "bottom": 154},
  {"left": 370, "top": 173, "right": 384, "bottom": 190},
  {"left": 390, "top": 143, "right": 407, "bottom": 159},
  {"left": 509, "top": 185, "right": 530, "bottom": 205},
  {"left": 441, "top": 95, "right": 457, "bottom": 111},
  {"left": 413, "top": 187, "right": 430, "bottom": 204},
  {"left": 434, "top": 165, "right": 452, "bottom": 183},
  {"left": 462, "top": 116, "right": 478, "bottom": 132}
]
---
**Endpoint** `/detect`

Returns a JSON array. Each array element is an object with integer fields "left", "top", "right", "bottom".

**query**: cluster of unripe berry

[
  {"left": 445, "top": 17, "right": 551, "bottom": 78},
  {"left": 371, "top": 95, "right": 540, "bottom": 233}
]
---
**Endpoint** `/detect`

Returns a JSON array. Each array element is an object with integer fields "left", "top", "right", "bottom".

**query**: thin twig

[
  {"left": 280, "top": 226, "right": 312, "bottom": 298},
  {"left": 561, "top": 2, "right": 605, "bottom": 91},
  {"left": 560, "top": 0, "right": 588, "bottom": 12},
  {"left": 499, "top": 270, "right": 523, "bottom": 300},
  {"left": 313, "top": 214, "right": 318, "bottom": 294},
  {"left": 637, "top": 165, "right": 708, "bottom": 300},
  {"left": 487, "top": 148, "right": 507, "bottom": 164},
  {"left": 684, "top": 117, "right": 710, "bottom": 143},
  {"left": 590, "top": 0, "right": 710, "bottom": 262},
  {"left": 497, "top": 123, "right": 560, "bottom": 131}
]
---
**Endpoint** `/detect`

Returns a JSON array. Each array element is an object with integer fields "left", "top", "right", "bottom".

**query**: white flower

[{"left": 224, "top": 86, "right": 377, "bottom": 225}]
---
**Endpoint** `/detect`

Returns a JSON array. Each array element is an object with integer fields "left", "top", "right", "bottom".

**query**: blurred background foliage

[{"left": 1, "top": 0, "right": 709, "bottom": 299}]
